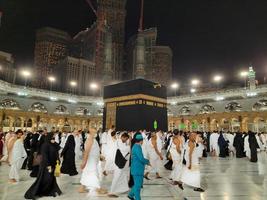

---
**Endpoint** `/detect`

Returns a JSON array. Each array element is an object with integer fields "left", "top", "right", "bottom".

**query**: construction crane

[
  {"left": 85, "top": 0, "right": 97, "bottom": 16},
  {"left": 139, "top": 0, "right": 144, "bottom": 32},
  {"left": 0, "top": 10, "right": 3, "bottom": 27}
]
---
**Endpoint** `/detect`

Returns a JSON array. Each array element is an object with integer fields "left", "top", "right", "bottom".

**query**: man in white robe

[
  {"left": 244, "top": 135, "right": 250, "bottom": 159},
  {"left": 74, "top": 130, "right": 83, "bottom": 161},
  {"left": 145, "top": 132, "right": 163, "bottom": 179},
  {"left": 209, "top": 132, "right": 219, "bottom": 156},
  {"left": 141, "top": 130, "right": 149, "bottom": 159},
  {"left": 103, "top": 130, "right": 117, "bottom": 176},
  {"left": 9, "top": 129, "right": 27, "bottom": 183},
  {"left": 100, "top": 131, "right": 108, "bottom": 159},
  {"left": 108, "top": 133, "right": 130, "bottom": 197},
  {"left": 225, "top": 132, "right": 235, "bottom": 155}
]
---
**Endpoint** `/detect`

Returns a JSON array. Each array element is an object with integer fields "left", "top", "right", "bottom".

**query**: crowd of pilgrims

[{"left": 0, "top": 127, "right": 266, "bottom": 200}]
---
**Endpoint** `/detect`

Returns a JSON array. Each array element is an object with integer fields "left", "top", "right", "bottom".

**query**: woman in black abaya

[
  {"left": 60, "top": 133, "right": 78, "bottom": 176},
  {"left": 218, "top": 132, "right": 228, "bottom": 158},
  {"left": 233, "top": 133, "right": 245, "bottom": 158},
  {"left": 248, "top": 132, "right": 260, "bottom": 163},
  {"left": 25, "top": 133, "right": 62, "bottom": 199}
]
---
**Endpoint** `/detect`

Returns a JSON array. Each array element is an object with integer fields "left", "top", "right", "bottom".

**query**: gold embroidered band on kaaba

[{"left": 104, "top": 94, "right": 167, "bottom": 107}]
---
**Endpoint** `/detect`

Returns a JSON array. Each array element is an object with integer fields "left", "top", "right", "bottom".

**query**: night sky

[{"left": 1, "top": 0, "right": 267, "bottom": 84}]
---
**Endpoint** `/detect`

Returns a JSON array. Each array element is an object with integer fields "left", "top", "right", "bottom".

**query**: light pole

[
  {"left": 70, "top": 81, "right": 77, "bottom": 94},
  {"left": 190, "top": 88, "right": 196, "bottom": 94},
  {"left": 0, "top": 64, "right": 3, "bottom": 79},
  {"left": 48, "top": 76, "right": 56, "bottom": 92},
  {"left": 170, "top": 82, "right": 179, "bottom": 96},
  {"left": 21, "top": 70, "right": 31, "bottom": 87},
  {"left": 213, "top": 75, "right": 223, "bottom": 89},
  {"left": 240, "top": 71, "right": 248, "bottom": 89},
  {"left": 191, "top": 79, "right": 200, "bottom": 87},
  {"left": 90, "top": 82, "right": 99, "bottom": 96},
  {"left": 191, "top": 79, "right": 200, "bottom": 94}
]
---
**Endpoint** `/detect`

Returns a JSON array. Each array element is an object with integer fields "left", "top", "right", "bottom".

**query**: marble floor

[{"left": 0, "top": 153, "right": 267, "bottom": 200}]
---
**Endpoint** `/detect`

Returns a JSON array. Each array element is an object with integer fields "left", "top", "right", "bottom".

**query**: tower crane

[{"left": 85, "top": 0, "right": 97, "bottom": 16}]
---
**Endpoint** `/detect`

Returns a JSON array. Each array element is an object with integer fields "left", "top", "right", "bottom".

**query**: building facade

[
  {"left": 64, "top": 56, "right": 96, "bottom": 95},
  {"left": 72, "top": 23, "right": 114, "bottom": 84},
  {"left": 33, "top": 27, "right": 71, "bottom": 89},
  {"left": 0, "top": 51, "right": 16, "bottom": 84},
  {"left": 125, "top": 28, "right": 172, "bottom": 85},
  {"left": 97, "top": 0, "right": 127, "bottom": 80},
  {"left": 151, "top": 46, "right": 172, "bottom": 86},
  {"left": 1, "top": 79, "right": 267, "bottom": 133}
]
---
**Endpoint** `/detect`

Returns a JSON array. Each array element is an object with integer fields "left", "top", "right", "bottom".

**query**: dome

[
  {"left": 199, "top": 104, "right": 215, "bottom": 114},
  {"left": 252, "top": 99, "right": 267, "bottom": 111},
  {"left": 54, "top": 105, "right": 69, "bottom": 114},
  {"left": 225, "top": 102, "right": 242, "bottom": 112},
  {"left": 75, "top": 107, "right": 91, "bottom": 116},
  {"left": 29, "top": 102, "right": 48, "bottom": 113},
  {"left": 0, "top": 99, "right": 21, "bottom": 110},
  {"left": 179, "top": 106, "right": 190, "bottom": 115}
]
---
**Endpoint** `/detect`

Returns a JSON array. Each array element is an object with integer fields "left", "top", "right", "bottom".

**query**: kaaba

[{"left": 103, "top": 79, "right": 168, "bottom": 132}]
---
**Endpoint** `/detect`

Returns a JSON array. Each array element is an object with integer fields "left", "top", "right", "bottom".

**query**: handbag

[
  {"left": 182, "top": 149, "right": 186, "bottom": 165},
  {"left": 115, "top": 149, "right": 129, "bottom": 169},
  {"left": 32, "top": 152, "right": 42, "bottom": 166},
  {"left": 54, "top": 160, "right": 61, "bottom": 177}
]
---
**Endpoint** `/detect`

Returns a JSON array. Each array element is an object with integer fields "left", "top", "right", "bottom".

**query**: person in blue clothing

[{"left": 128, "top": 133, "right": 149, "bottom": 200}]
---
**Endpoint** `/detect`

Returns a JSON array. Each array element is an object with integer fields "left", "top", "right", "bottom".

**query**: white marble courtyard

[{"left": 0, "top": 153, "right": 267, "bottom": 200}]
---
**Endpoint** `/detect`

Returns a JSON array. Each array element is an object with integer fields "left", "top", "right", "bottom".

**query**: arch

[
  {"left": 26, "top": 118, "right": 33, "bottom": 127},
  {"left": 29, "top": 102, "right": 48, "bottom": 113},
  {"left": 2, "top": 116, "right": 10, "bottom": 127},
  {"left": 74, "top": 120, "right": 82, "bottom": 126},
  {"left": 230, "top": 118, "right": 240, "bottom": 132},
  {"left": 199, "top": 119, "right": 208, "bottom": 132},
  {"left": 97, "top": 121, "right": 103, "bottom": 130},
  {"left": 184, "top": 119, "right": 191, "bottom": 132},
  {"left": 210, "top": 119, "right": 219, "bottom": 132},
  {"left": 253, "top": 117, "right": 266, "bottom": 133},
  {"left": 89, "top": 121, "right": 97, "bottom": 129},
  {"left": 220, "top": 118, "right": 230, "bottom": 131},
  {"left": 67, "top": 119, "right": 74, "bottom": 126},
  {"left": 14, "top": 117, "right": 22, "bottom": 127},
  {"left": 241, "top": 117, "right": 249, "bottom": 132}
]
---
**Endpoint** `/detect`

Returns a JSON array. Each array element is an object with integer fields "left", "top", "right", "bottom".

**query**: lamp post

[
  {"left": 191, "top": 79, "right": 200, "bottom": 87},
  {"left": 70, "top": 81, "right": 77, "bottom": 94},
  {"left": 48, "top": 76, "right": 56, "bottom": 92},
  {"left": 191, "top": 79, "right": 200, "bottom": 94},
  {"left": 190, "top": 88, "right": 196, "bottom": 93},
  {"left": 170, "top": 82, "right": 179, "bottom": 96},
  {"left": 21, "top": 70, "right": 31, "bottom": 87},
  {"left": 90, "top": 82, "right": 99, "bottom": 96},
  {"left": 240, "top": 71, "right": 248, "bottom": 89},
  {"left": 0, "top": 64, "right": 3, "bottom": 80},
  {"left": 213, "top": 75, "right": 223, "bottom": 89}
]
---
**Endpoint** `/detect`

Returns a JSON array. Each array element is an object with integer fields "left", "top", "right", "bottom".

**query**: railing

[
  {"left": 1, "top": 79, "right": 267, "bottom": 105},
  {"left": 0, "top": 80, "right": 102, "bottom": 104},
  {"left": 168, "top": 86, "right": 267, "bottom": 104}
]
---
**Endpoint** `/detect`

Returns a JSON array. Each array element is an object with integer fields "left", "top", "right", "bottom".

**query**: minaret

[
  {"left": 103, "top": 29, "right": 113, "bottom": 85},
  {"left": 248, "top": 65, "right": 256, "bottom": 90},
  {"left": 135, "top": 0, "right": 146, "bottom": 79}
]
